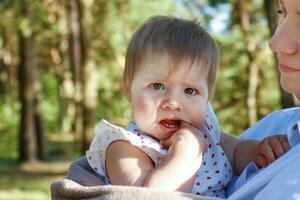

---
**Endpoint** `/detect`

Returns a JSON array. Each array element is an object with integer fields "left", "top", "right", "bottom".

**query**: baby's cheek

[
  {"left": 189, "top": 107, "right": 207, "bottom": 128},
  {"left": 133, "top": 95, "right": 155, "bottom": 118},
  {"left": 134, "top": 99, "right": 147, "bottom": 115}
]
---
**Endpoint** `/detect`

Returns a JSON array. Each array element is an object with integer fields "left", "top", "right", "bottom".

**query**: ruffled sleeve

[{"left": 86, "top": 119, "right": 167, "bottom": 178}]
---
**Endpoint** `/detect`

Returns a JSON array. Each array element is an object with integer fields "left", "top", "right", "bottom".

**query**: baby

[{"left": 86, "top": 16, "right": 290, "bottom": 198}]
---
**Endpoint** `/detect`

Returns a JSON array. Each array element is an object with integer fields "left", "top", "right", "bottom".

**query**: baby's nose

[{"left": 161, "top": 98, "right": 182, "bottom": 112}]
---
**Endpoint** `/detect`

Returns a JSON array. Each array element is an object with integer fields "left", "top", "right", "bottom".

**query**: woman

[
  {"left": 270, "top": 0, "right": 300, "bottom": 99},
  {"left": 226, "top": 0, "right": 300, "bottom": 198}
]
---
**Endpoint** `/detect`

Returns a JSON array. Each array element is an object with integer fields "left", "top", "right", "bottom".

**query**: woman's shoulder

[
  {"left": 269, "top": 106, "right": 300, "bottom": 116},
  {"left": 239, "top": 107, "right": 300, "bottom": 140},
  {"left": 251, "top": 106, "right": 300, "bottom": 127}
]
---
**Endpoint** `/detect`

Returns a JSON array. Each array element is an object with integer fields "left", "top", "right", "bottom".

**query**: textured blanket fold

[{"left": 50, "top": 156, "right": 220, "bottom": 200}]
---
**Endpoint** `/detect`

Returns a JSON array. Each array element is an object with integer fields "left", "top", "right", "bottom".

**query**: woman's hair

[{"left": 122, "top": 16, "right": 219, "bottom": 99}]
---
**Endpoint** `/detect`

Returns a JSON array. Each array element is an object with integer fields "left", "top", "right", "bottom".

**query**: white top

[{"left": 86, "top": 103, "right": 233, "bottom": 198}]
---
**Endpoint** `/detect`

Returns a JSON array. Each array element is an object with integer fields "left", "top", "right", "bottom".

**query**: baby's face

[{"left": 129, "top": 52, "right": 209, "bottom": 141}]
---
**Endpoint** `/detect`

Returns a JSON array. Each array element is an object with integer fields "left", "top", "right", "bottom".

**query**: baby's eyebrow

[{"left": 181, "top": 82, "right": 203, "bottom": 90}]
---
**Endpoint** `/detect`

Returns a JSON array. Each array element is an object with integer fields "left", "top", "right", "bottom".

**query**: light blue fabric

[
  {"left": 226, "top": 107, "right": 300, "bottom": 199},
  {"left": 239, "top": 107, "right": 300, "bottom": 140},
  {"left": 254, "top": 158, "right": 300, "bottom": 200},
  {"left": 227, "top": 142, "right": 300, "bottom": 200},
  {"left": 226, "top": 162, "right": 260, "bottom": 198}
]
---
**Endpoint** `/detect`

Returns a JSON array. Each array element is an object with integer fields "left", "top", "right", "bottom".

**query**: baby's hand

[
  {"left": 144, "top": 122, "right": 206, "bottom": 192},
  {"left": 254, "top": 135, "right": 290, "bottom": 168},
  {"left": 160, "top": 122, "right": 207, "bottom": 156}
]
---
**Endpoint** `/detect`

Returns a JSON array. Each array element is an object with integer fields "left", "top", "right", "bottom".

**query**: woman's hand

[{"left": 254, "top": 135, "right": 290, "bottom": 168}]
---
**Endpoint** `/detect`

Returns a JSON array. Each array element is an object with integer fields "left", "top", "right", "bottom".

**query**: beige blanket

[{"left": 50, "top": 156, "right": 221, "bottom": 200}]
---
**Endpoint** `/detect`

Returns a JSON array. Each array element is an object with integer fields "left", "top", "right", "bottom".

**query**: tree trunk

[
  {"left": 52, "top": 1, "right": 73, "bottom": 134},
  {"left": 33, "top": 80, "right": 46, "bottom": 160},
  {"left": 0, "top": 30, "right": 9, "bottom": 98},
  {"left": 236, "top": 0, "right": 258, "bottom": 125},
  {"left": 69, "top": 0, "right": 84, "bottom": 152},
  {"left": 0, "top": 55, "right": 8, "bottom": 97},
  {"left": 18, "top": 0, "right": 37, "bottom": 163},
  {"left": 264, "top": 0, "right": 294, "bottom": 108},
  {"left": 80, "top": 0, "right": 99, "bottom": 152},
  {"left": 18, "top": 0, "right": 45, "bottom": 162}
]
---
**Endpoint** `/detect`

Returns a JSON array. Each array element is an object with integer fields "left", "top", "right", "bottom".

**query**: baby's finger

[
  {"left": 255, "top": 154, "right": 268, "bottom": 168},
  {"left": 269, "top": 137, "right": 285, "bottom": 158},
  {"left": 259, "top": 143, "right": 276, "bottom": 164},
  {"left": 279, "top": 135, "right": 290, "bottom": 152}
]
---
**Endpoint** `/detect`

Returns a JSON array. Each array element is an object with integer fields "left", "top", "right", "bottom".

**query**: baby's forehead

[{"left": 141, "top": 51, "right": 208, "bottom": 75}]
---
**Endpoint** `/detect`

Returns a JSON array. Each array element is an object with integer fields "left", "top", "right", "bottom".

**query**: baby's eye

[
  {"left": 184, "top": 88, "right": 197, "bottom": 96},
  {"left": 151, "top": 83, "right": 165, "bottom": 91}
]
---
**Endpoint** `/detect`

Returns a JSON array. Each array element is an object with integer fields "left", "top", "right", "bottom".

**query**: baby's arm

[
  {"left": 221, "top": 133, "right": 290, "bottom": 174},
  {"left": 221, "top": 133, "right": 258, "bottom": 174},
  {"left": 106, "top": 140, "right": 155, "bottom": 186},
  {"left": 145, "top": 123, "right": 206, "bottom": 192},
  {"left": 106, "top": 123, "right": 206, "bottom": 192}
]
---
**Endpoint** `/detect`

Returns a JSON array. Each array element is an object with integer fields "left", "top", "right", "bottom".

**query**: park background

[{"left": 0, "top": 0, "right": 299, "bottom": 199}]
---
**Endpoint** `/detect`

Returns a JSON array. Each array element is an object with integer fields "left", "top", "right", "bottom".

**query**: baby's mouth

[{"left": 159, "top": 119, "right": 181, "bottom": 133}]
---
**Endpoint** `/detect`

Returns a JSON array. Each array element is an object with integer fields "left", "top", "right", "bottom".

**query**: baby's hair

[{"left": 123, "top": 15, "right": 218, "bottom": 99}]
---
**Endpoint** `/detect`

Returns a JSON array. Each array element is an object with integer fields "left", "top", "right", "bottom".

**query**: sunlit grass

[
  {"left": 0, "top": 190, "right": 49, "bottom": 200},
  {"left": 0, "top": 160, "right": 69, "bottom": 200},
  {"left": 0, "top": 131, "right": 77, "bottom": 200},
  {"left": 0, "top": 175, "right": 61, "bottom": 200}
]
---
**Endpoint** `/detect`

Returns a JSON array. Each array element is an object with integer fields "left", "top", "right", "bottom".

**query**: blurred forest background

[{"left": 0, "top": 0, "right": 299, "bottom": 199}]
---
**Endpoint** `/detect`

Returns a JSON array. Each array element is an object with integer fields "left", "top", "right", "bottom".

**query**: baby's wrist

[{"left": 169, "top": 138, "right": 204, "bottom": 161}]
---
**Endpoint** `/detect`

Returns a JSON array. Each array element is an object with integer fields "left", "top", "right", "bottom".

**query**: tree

[
  {"left": 80, "top": 0, "right": 106, "bottom": 151},
  {"left": 18, "top": 0, "right": 45, "bottom": 162},
  {"left": 69, "top": 0, "right": 84, "bottom": 152}
]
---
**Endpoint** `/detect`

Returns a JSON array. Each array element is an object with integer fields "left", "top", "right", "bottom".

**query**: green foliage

[
  {"left": 0, "top": 102, "right": 19, "bottom": 159},
  {"left": 0, "top": 0, "right": 286, "bottom": 161},
  {"left": 0, "top": 0, "right": 20, "bottom": 12},
  {"left": 41, "top": 73, "right": 60, "bottom": 133}
]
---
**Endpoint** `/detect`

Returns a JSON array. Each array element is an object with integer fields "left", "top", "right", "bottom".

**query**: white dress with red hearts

[{"left": 86, "top": 117, "right": 232, "bottom": 198}]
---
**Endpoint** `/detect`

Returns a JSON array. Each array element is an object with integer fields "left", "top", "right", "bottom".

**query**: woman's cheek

[{"left": 280, "top": 74, "right": 300, "bottom": 97}]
